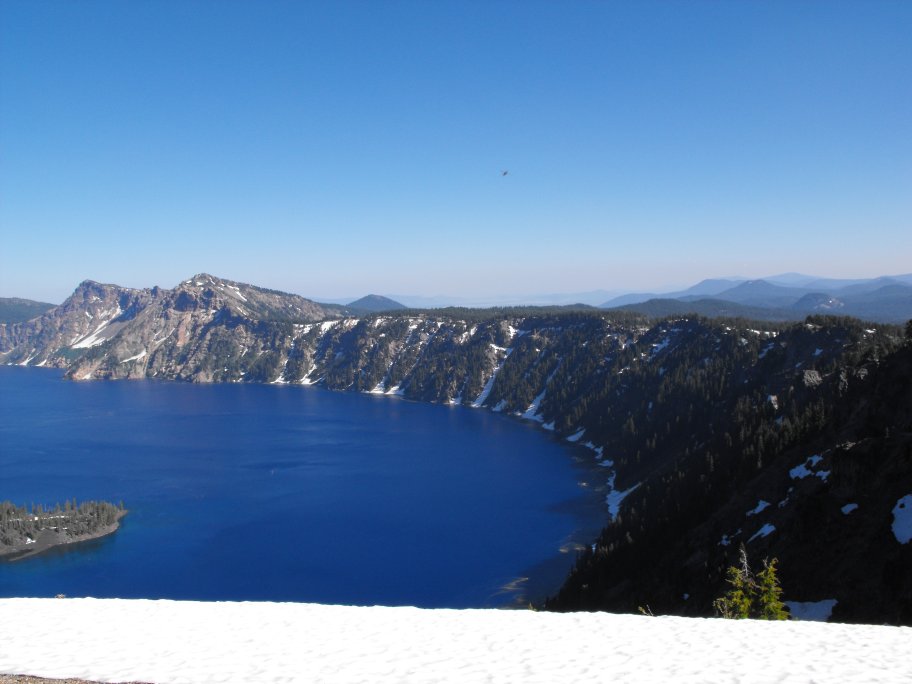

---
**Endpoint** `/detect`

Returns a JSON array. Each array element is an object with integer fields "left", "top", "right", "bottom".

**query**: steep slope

[
  {"left": 546, "top": 319, "right": 912, "bottom": 625},
  {"left": 0, "top": 280, "right": 153, "bottom": 368},
  {"left": 0, "top": 275, "right": 336, "bottom": 375}
]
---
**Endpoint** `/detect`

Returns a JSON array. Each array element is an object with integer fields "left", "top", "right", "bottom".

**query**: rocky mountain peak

[
  {"left": 0, "top": 275, "right": 339, "bottom": 372},
  {"left": 179, "top": 273, "right": 225, "bottom": 289}
]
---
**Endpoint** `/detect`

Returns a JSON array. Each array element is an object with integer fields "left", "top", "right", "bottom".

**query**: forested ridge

[{"left": 543, "top": 318, "right": 912, "bottom": 625}]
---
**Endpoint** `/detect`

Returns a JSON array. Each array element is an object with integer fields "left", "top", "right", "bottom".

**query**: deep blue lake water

[{"left": 0, "top": 366, "right": 606, "bottom": 607}]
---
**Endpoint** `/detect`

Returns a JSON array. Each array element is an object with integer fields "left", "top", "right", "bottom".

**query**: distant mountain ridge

[
  {"left": 0, "top": 297, "right": 56, "bottom": 324},
  {"left": 603, "top": 274, "right": 912, "bottom": 323},
  {"left": 603, "top": 279, "right": 744, "bottom": 307},
  {"left": 346, "top": 294, "right": 407, "bottom": 313}
]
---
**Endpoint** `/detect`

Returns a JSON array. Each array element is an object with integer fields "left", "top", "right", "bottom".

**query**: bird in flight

[{"left": 501, "top": 170, "right": 509, "bottom": 176}]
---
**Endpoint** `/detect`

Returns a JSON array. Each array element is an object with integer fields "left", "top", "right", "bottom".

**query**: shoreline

[{"left": 0, "top": 512, "right": 127, "bottom": 563}]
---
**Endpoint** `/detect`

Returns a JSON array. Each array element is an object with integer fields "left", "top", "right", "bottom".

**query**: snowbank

[{"left": 1, "top": 599, "right": 910, "bottom": 683}]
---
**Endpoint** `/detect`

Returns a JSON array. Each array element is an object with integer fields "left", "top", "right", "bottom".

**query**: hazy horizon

[
  {"left": 2, "top": 2, "right": 909, "bottom": 305},
  {"left": 6, "top": 267, "right": 912, "bottom": 310}
]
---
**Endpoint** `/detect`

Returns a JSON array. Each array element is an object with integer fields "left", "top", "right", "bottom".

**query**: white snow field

[{"left": 1, "top": 599, "right": 910, "bottom": 684}]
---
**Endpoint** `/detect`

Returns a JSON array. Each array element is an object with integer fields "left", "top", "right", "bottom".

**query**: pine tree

[
  {"left": 713, "top": 546, "right": 754, "bottom": 619},
  {"left": 756, "top": 558, "right": 788, "bottom": 620},
  {"left": 713, "top": 545, "right": 788, "bottom": 620}
]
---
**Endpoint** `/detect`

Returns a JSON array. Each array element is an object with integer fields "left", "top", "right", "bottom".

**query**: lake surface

[{"left": 0, "top": 367, "right": 606, "bottom": 607}]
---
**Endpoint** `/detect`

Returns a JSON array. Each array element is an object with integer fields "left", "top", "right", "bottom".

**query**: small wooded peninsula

[{"left": 0, "top": 500, "right": 127, "bottom": 562}]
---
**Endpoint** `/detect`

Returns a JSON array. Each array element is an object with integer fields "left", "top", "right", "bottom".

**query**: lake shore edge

[{"left": 0, "top": 511, "right": 127, "bottom": 563}]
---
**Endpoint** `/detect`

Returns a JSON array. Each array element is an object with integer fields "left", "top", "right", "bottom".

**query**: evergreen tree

[
  {"left": 713, "top": 546, "right": 754, "bottom": 619},
  {"left": 757, "top": 558, "right": 788, "bottom": 620},
  {"left": 713, "top": 545, "right": 788, "bottom": 620}
]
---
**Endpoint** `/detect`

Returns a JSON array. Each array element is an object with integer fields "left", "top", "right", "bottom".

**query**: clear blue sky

[{"left": 1, "top": 1, "right": 910, "bottom": 304}]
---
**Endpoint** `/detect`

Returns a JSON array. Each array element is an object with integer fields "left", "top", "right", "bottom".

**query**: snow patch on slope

[
  {"left": 746, "top": 500, "right": 770, "bottom": 517},
  {"left": 71, "top": 318, "right": 116, "bottom": 349},
  {"left": 471, "top": 349, "right": 512, "bottom": 408},
  {"left": 892, "top": 494, "right": 912, "bottom": 544},
  {"left": 786, "top": 599, "right": 838, "bottom": 622},
  {"left": 748, "top": 523, "right": 776, "bottom": 543},
  {"left": 790, "top": 454, "right": 824, "bottom": 480},
  {"left": 566, "top": 429, "right": 585, "bottom": 443},
  {"left": 120, "top": 350, "right": 147, "bottom": 363},
  {"left": 605, "top": 482, "right": 640, "bottom": 520}
]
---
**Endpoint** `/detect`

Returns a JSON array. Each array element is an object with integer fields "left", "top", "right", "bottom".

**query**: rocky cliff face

[
  {"left": 0, "top": 280, "right": 153, "bottom": 369},
  {"left": 3, "top": 274, "right": 910, "bottom": 624},
  {"left": 0, "top": 274, "right": 335, "bottom": 378}
]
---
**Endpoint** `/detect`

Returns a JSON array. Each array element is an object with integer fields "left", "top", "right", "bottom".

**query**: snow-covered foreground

[{"left": 1, "top": 599, "right": 910, "bottom": 684}]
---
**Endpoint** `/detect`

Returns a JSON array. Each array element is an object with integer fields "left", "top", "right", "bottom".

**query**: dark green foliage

[
  {"left": 545, "top": 315, "right": 909, "bottom": 621},
  {"left": 714, "top": 546, "right": 787, "bottom": 620},
  {"left": 0, "top": 500, "right": 126, "bottom": 550},
  {"left": 244, "top": 350, "right": 283, "bottom": 383},
  {"left": 757, "top": 558, "right": 788, "bottom": 620}
]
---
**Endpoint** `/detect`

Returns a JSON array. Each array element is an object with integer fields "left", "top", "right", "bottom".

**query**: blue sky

[{"left": 1, "top": 1, "right": 910, "bottom": 304}]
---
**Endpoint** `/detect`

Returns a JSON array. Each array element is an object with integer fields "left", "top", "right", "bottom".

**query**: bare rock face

[
  {"left": 173, "top": 274, "right": 330, "bottom": 322},
  {"left": 0, "top": 274, "right": 335, "bottom": 378},
  {"left": 0, "top": 280, "right": 152, "bottom": 368}
]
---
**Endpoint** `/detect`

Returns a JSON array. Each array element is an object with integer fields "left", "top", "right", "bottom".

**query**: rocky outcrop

[
  {"left": 0, "top": 280, "right": 153, "bottom": 368},
  {"left": 0, "top": 274, "right": 335, "bottom": 375}
]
